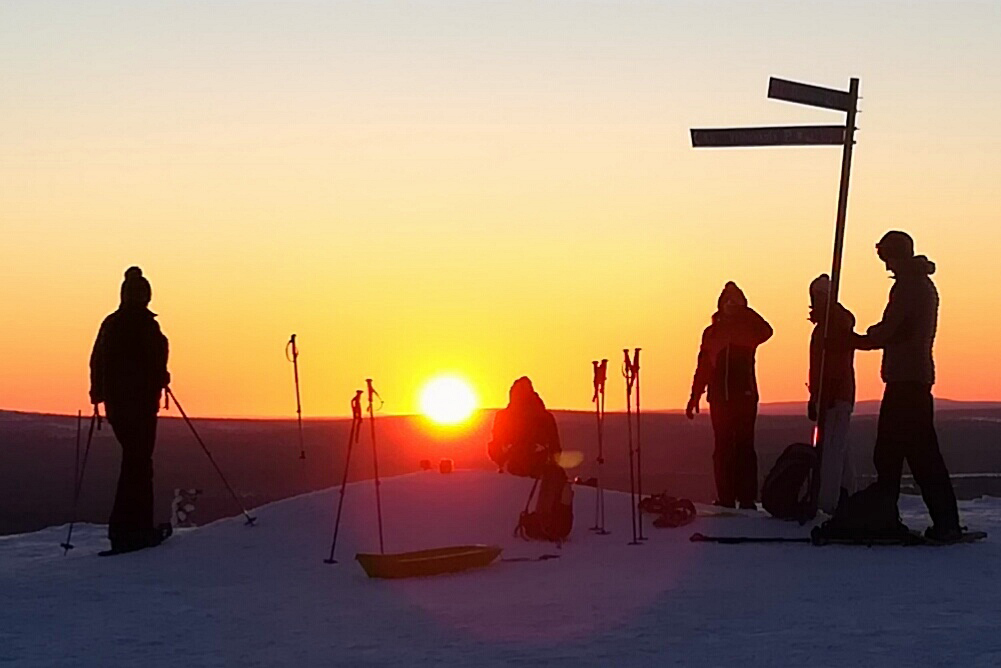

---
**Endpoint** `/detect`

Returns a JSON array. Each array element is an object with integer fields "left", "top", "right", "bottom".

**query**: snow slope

[{"left": 3, "top": 471, "right": 1000, "bottom": 667}]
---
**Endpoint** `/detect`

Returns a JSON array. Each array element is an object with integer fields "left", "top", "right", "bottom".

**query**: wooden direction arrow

[
  {"left": 690, "top": 125, "right": 845, "bottom": 148},
  {"left": 768, "top": 77, "right": 852, "bottom": 112}
]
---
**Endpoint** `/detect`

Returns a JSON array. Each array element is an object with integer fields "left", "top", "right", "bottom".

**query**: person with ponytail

[{"left": 89, "top": 267, "right": 171, "bottom": 553}]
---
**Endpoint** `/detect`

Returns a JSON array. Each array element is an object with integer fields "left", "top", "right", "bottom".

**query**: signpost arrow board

[
  {"left": 690, "top": 125, "right": 845, "bottom": 148},
  {"left": 767, "top": 77, "right": 852, "bottom": 112}
]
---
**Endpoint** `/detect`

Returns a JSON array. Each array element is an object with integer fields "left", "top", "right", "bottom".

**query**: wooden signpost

[{"left": 691, "top": 76, "right": 860, "bottom": 518}]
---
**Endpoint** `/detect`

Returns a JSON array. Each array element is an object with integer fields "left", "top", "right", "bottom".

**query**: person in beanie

[
  {"left": 853, "top": 231, "right": 962, "bottom": 542},
  {"left": 687, "top": 282, "right": 773, "bottom": 509},
  {"left": 488, "top": 376, "right": 561, "bottom": 478},
  {"left": 90, "top": 267, "right": 171, "bottom": 552},
  {"left": 808, "top": 274, "right": 857, "bottom": 514}
]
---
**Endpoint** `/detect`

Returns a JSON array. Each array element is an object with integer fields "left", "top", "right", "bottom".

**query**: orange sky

[{"left": 2, "top": 2, "right": 999, "bottom": 418}]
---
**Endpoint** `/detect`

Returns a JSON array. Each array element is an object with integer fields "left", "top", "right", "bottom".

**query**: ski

[
  {"left": 690, "top": 530, "right": 987, "bottom": 546},
  {"left": 690, "top": 532, "right": 810, "bottom": 544}
]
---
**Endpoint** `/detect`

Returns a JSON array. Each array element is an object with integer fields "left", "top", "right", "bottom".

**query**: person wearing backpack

[
  {"left": 853, "top": 231, "right": 962, "bottom": 542},
  {"left": 488, "top": 376, "right": 561, "bottom": 478},
  {"left": 808, "top": 274, "right": 858, "bottom": 515},
  {"left": 89, "top": 267, "right": 172, "bottom": 553},
  {"left": 686, "top": 282, "right": 773, "bottom": 509}
]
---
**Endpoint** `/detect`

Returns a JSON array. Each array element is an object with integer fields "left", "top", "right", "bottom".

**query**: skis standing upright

[{"left": 590, "top": 359, "right": 609, "bottom": 535}]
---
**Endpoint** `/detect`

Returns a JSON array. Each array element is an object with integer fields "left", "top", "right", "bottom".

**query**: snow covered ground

[{"left": 3, "top": 471, "right": 1000, "bottom": 667}]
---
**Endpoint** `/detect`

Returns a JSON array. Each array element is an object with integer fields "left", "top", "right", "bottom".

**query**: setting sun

[{"left": 419, "top": 375, "right": 478, "bottom": 425}]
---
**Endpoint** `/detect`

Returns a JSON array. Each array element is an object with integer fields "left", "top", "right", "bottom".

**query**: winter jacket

[
  {"left": 809, "top": 302, "right": 856, "bottom": 408},
  {"left": 90, "top": 306, "right": 170, "bottom": 412},
  {"left": 488, "top": 378, "right": 561, "bottom": 477},
  {"left": 855, "top": 256, "right": 938, "bottom": 384},
  {"left": 691, "top": 307, "right": 773, "bottom": 404}
]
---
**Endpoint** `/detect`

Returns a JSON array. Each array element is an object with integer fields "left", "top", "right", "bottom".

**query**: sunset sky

[{"left": 2, "top": 1, "right": 999, "bottom": 418}]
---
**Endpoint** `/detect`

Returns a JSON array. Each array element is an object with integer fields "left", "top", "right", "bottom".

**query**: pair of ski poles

[
  {"left": 589, "top": 349, "right": 645, "bottom": 544},
  {"left": 324, "top": 379, "right": 385, "bottom": 564},
  {"left": 623, "top": 348, "right": 646, "bottom": 545},
  {"left": 60, "top": 387, "right": 256, "bottom": 554}
]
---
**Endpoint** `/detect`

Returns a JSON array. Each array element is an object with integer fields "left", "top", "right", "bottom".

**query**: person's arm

[
  {"left": 744, "top": 308, "right": 773, "bottom": 346},
  {"left": 89, "top": 320, "right": 107, "bottom": 405},
  {"left": 690, "top": 328, "right": 713, "bottom": 401},
  {"left": 688, "top": 328, "right": 714, "bottom": 418},
  {"left": 807, "top": 325, "right": 824, "bottom": 420},
  {"left": 855, "top": 284, "right": 907, "bottom": 350}
]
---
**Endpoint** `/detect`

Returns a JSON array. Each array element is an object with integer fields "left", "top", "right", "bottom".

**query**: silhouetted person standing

[
  {"left": 687, "top": 282, "right": 773, "bottom": 509},
  {"left": 808, "top": 274, "right": 857, "bottom": 514},
  {"left": 854, "top": 231, "right": 961, "bottom": 541},
  {"left": 90, "top": 267, "right": 171, "bottom": 552},
  {"left": 488, "top": 376, "right": 561, "bottom": 478}
]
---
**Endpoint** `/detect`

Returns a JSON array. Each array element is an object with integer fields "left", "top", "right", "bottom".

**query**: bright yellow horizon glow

[
  {"left": 3, "top": 2, "right": 1001, "bottom": 418},
  {"left": 419, "top": 375, "right": 478, "bottom": 426}
]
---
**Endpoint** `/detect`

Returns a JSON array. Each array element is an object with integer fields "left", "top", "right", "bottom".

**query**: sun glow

[{"left": 419, "top": 375, "right": 478, "bottom": 426}]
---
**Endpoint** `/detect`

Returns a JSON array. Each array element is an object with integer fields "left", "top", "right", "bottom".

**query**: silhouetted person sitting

[
  {"left": 853, "top": 231, "right": 962, "bottom": 542},
  {"left": 90, "top": 267, "right": 171, "bottom": 553},
  {"left": 488, "top": 377, "right": 561, "bottom": 478},
  {"left": 808, "top": 274, "right": 857, "bottom": 514},
  {"left": 687, "top": 282, "right": 773, "bottom": 509}
]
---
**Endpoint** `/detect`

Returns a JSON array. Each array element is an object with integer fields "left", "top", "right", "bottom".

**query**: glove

[{"left": 685, "top": 395, "right": 700, "bottom": 420}]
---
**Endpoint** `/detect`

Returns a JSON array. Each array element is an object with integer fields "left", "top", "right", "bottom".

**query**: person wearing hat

[
  {"left": 488, "top": 376, "right": 561, "bottom": 478},
  {"left": 687, "top": 282, "right": 773, "bottom": 509},
  {"left": 854, "top": 231, "right": 962, "bottom": 541},
  {"left": 89, "top": 267, "right": 171, "bottom": 553},
  {"left": 808, "top": 273, "right": 857, "bottom": 514}
]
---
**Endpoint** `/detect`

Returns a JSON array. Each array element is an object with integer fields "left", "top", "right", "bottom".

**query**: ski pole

[
  {"left": 286, "top": 334, "right": 306, "bottom": 460},
  {"left": 633, "top": 348, "right": 646, "bottom": 540},
  {"left": 623, "top": 349, "right": 640, "bottom": 546},
  {"left": 324, "top": 390, "right": 364, "bottom": 564},
  {"left": 166, "top": 387, "right": 257, "bottom": 526},
  {"left": 590, "top": 359, "right": 609, "bottom": 535},
  {"left": 61, "top": 406, "right": 99, "bottom": 554},
  {"left": 366, "top": 379, "right": 385, "bottom": 554}
]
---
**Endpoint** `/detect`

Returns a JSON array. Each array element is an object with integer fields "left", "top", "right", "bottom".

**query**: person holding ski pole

[
  {"left": 853, "top": 231, "right": 962, "bottom": 542},
  {"left": 89, "top": 267, "right": 172, "bottom": 553},
  {"left": 808, "top": 274, "right": 858, "bottom": 515},
  {"left": 488, "top": 376, "right": 561, "bottom": 478},
  {"left": 686, "top": 282, "right": 772, "bottom": 509}
]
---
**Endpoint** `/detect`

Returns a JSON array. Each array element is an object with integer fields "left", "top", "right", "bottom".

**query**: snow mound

[{"left": 3, "top": 471, "right": 1001, "bottom": 667}]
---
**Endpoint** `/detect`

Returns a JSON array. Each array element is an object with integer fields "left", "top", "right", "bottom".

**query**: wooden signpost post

[{"left": 691, "top": 76, "right": 860, "bottom": 518}]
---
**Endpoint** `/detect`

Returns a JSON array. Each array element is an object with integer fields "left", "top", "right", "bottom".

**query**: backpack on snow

[
  {"left": 812, "top": 482, "right": 910, "bottom": 542},
  {"left": 761, "top": 443, "right": 817, "bottom": 520},
  {"left": 515, "top": 463, "right": 574, "bottom": 543}
]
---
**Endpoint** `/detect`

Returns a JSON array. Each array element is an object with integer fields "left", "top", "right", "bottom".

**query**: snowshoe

[{"left": 923, "top": 527, "right": 987, "bottom": 546}]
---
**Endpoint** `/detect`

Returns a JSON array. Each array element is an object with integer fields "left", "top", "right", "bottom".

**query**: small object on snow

[
  {"left": 99, "top": 524, "right": 173, "bottom": 557},
  {"left": 355, "top": 545, "right": 502, "bottom": 579},
  {"left": 640, "top": 493, "right": 698, "bottom": 528},
  {"left": 419, "top": 459, "right": 432, "bottom": 471},
  {"left": 500, "top": 554, "right": 561, "bottom": 563},
  {"left": 439, "top": 459, "right": 454, "bottom": 474},
  {"left": 171, "top": 488, "right": 202, "bottom": 528}
]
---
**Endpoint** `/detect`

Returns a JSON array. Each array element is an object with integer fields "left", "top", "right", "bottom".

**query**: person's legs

[
  {"left": 903, "top": 385, "right": 960, "bottom": 531},
  {"left": 710, "top": 402, "right": 735, "bottom": 506},
  {"left": 107, "top": 408, "right": 158, "bottom": 546},
  {"left": 873, "top": 384, "right": 908, "bottom": 503},
  {"left": 817, "top": 401, "right": 854, "bottom": 514},
  {"left": 733, "top": 398, "right": 758, "bottom": 506}
]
